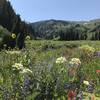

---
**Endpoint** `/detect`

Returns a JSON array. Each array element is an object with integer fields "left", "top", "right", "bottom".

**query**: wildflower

[
  {"left": 23, "top": 76, "right": 30, "bottom": 93},
  {"left": 79, "top": 45, "right": 95, "bottom": 57},
  {"left": 20, "top": 68, "right": 32, "bottom": 74},
  {"left": 83, "top": 80, "right": 89, "bottom": 86},
  {"left": 71, "top": 58, "right": 81, "bottom": 65},
  {"left": 69, "top": 58, "right": 81, "bottom": 67},
  {"left": 26, "top": 35, "right": 31, "bottom": 40},
  {"left": 68, "top": 90, "right": 76, "bottom": 99},
  {"left": 79, "top": 45, "right": 95, "bottom": 53},
  {"left": 87, "top": 84, "right": 94, "bottom": 93},
  {"left": 11, "top": 33, "right": 16, "bottom": 39},
  {"left": 12, "top": 63, "right": 23, "bottom": 70},
  {"left": 56, "top": 56, "right": 66, "bottom": 64},
  {"left": 6, "top": 51, "right": 21, "bottom": 55},
  {"left": 12, "top": 63, "right": 32, "bottom": 75},
  {"left": 97, "top": 51, "right": 100, "bottom": 57},
  {"left": 96, "top": 70, "right": 100, "bottom": 73}
]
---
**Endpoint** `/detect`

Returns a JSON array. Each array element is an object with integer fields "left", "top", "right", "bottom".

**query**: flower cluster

[
  {"left": 79, "top": 45, "right": 95, "bottom": 57},
  {"left": 12, "top": 63, "right": 23, "bottom": 70},
  {"left": 69, "top": 58, "right": 81, "bottom": 67},
  {"left": 56, "top": 56, "right": 66, "bottom": 64},
  {"left": 12, "top": 63, "right": 32, "bottom": 74}
]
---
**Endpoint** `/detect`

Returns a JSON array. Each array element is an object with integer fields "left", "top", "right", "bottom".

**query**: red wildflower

[
  {"left": 96, "top": 70, "right": 100, "bottom": 73},
  {"left": 68, "top": 90, "right": 76, "bottom": 99}
]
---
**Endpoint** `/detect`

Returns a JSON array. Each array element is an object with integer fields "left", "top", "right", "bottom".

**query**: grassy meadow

[{"left": 0, "top": 40, "right": 100, "bottom": 100}]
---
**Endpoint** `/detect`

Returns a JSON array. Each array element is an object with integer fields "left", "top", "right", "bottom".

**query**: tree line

[{"left": 31, "top": 20, "right": 100, "bottom": 41}]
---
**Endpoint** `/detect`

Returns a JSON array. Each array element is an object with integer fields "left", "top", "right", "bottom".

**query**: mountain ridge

[{"left": 30, "top": 18, "right": 100, "bottom": 40}]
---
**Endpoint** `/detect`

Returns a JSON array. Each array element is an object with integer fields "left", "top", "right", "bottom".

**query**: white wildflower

[
  {"left": 12, "top": 63, "right": 23, "bottom": 70},
  {"left": 20, "top": 68, "right": 32, "bottom": 74},
  {"left": 56, "top": 57, "right": 66, "bottom": 64},
  {"left": 69, "top": 58, "right": 81, "bottom": 67}
]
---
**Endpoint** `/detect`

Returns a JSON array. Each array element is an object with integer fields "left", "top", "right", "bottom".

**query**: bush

[{"left": 79, "top": 45, "right": 95, "bottom": 61}]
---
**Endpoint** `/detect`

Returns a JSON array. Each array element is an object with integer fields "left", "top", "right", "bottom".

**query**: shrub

[{"left": 79, "top": 45, "right": 95, "bottom": 60}]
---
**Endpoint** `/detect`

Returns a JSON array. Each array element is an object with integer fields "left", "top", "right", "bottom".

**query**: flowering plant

[
  {"left": 96, "top": 70, "right": 100, "bottom": 73},
  {"left": 12, "top": 63, "right": 32, "bottom": 74},
  {"left": 69, "top": 58, "right": 81, "bottom": 67},
  {"left": 12, "top": 63, "right": 23, "bottom": 70},
  {"left": 83, "top": 80, "right": 90, "bottom": 86},
  {"left": 56, "top": 56, "right": 66, "bottom": 64},
  {"left": 20, "top": 68, "right": 32, "bottom": 74},
  {"left": 79, "top": 45, "right": 95, "bottom": 58},
  {"left": 11, "top": 33, "right": 16, "bottom": 39}
]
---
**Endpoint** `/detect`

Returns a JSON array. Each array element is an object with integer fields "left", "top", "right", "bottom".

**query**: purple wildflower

[
  {"left": 97, "top": 51, "right": 100, "bottom": 57},
  {"left": 22, "top": 76, "right": 30, "bottom": 95},
  {"left": 87, "top": 82, "right": 94, "bottom": 93}
]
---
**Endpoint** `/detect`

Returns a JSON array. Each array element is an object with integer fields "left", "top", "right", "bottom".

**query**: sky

[{"left": 9, "top": 0, "right": 100, "bottom": 22}]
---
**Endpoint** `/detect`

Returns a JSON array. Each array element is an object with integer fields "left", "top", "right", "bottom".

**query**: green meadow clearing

[{"left": 0, "top": 40, "right": 100, "bottom": 100}]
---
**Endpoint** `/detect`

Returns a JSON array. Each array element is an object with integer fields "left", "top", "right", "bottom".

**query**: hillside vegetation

[{"left": 31, "top": 19, "right": 100, "bottom": 40}]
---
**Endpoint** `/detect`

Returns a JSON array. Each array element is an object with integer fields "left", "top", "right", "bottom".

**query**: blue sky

[{"left": 9, "top": 0, "right": 100, "bottom": 22}]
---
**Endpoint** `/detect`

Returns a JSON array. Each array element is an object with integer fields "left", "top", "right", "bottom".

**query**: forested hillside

[
  {"left": 31, "top": 19, "right": 100, "bottom": 40},
  {"left": 0, "top": 0, "right": 34, "bottom": 35}
]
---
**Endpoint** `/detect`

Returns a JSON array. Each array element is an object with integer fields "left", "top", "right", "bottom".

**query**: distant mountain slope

[
  {"left": 90, "top": 18, "right": 100, "bottom": 23},
  {"left": 31, "top": 19, "right": 100, "bottom": 40},
  {"left": 31, "top": 19, "right": 86, "bottom": 39}
]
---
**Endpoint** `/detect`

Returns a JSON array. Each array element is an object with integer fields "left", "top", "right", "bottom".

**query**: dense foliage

[
  {"left": 0, "top": 0, "right": 33, "bottom": 35},
  {"left": 0, "top": 40, "right": 100, "bottom": 99}
]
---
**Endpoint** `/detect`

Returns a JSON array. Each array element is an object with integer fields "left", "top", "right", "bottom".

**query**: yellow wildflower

[
  {"left": 83, "top": 80, "right": 89, "bottom": 86},
  {"left": 11, "top": 33, "right": 16, "bottom": 39},
  {"left": 79, "top": 45, "right": 95, "bottom": 56}
]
